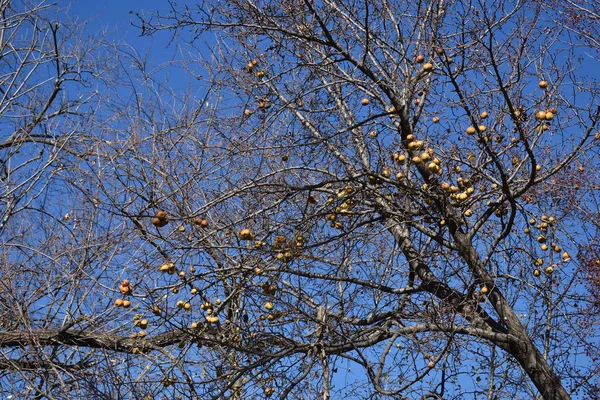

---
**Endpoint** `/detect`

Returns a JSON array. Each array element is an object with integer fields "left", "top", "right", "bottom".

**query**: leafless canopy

[{"left": 1, "top": 1, "right": 599, "bottom": 399}]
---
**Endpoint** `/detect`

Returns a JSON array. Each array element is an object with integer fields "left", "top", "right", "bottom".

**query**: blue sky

[{"left": 66, "top": 0, "right": 176, "bottom": 67}]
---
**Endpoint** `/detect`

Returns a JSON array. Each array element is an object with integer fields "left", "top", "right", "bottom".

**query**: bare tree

[{"left": 1, "top": 0, "right": 599, "bottom": 399}]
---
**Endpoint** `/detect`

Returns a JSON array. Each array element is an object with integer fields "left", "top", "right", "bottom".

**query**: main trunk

[{"left": 507, "top": 337, "right": 571, "bottom": 400}]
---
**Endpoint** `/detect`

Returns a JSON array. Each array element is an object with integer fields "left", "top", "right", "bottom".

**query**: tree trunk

[{"left": 507, "top": 337, "right": 571, "bottom": 400}]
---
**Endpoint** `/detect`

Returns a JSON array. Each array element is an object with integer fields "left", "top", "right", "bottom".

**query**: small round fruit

[
  {"left": 427, "top": 361, "right": 435, "bottom": 368},
  {"left": 156, "top": 211, "right": 167, "bottom": 220},
  {"left": 422, "top": 62, "right": 434, "bottom": 72},
  {"left": 480, "top": 111, "right": 489, "bottom": 119},
  {"left": 537, "top": 235, "right": 546, "bottom": 243},
  {"left": 544, "top": 112, "right": 554, "bottom": 120},
  {"left": 533, "top": 269, "right": 541, "bottom": 277},
  {"left": 415, "top": 54, "right": 425, "bottom": 63},
  {"left": 239, "top": 229, "right": 253, "bottom": 240},
  {"left": 122, "top": 300, "right": 131, "bottom": 308},
  {"left": 119, "top": 285, "right": 131, "bottom": 295},
  {"left": 545, "top": 265, "right": 554, "bottom": 274},
  {"left": 478, "top": 125, "right": 486, "bottom": 132},
  {"left": 480, "top": 286, "right": 489, "bottom": 295},
  {"left": 151, "top": 217, "right": 163, "bottom": 227},
  {"left": 539, "top": 80, "right": 548, "bottom": 89},
  {"left": 115, "top": 298, "right": 124, "bottom": 307},
  {"left": 432, "top": 116, "right": 440, "bottom": 123},
  {"left": 466, "top": 126, "right": 476, "bottom": 135},
  {"left": 361, "top": 98, "right": 369, "bottom": 105},
  {"left": 264, "top": 302, "right": 274, "bottom": 310},
  {"left": 464, "top": 209, "right": 473, "bottom": 217}
]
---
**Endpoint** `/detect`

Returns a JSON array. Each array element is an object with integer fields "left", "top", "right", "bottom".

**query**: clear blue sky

[{"left": 65, "top": 0, "right": 175, "bottom": 63}]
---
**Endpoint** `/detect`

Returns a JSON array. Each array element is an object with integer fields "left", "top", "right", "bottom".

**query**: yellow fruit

[
  {"left": 264, "top": 302, "right": 274, "bottom": 310},
  {"left": 466, "top": 126, "right": 476, "bottom": 135},
  {"left": 533, "top": 269, "right": 541, "bottom": 277},
  {"left": 115, "top": 298, "right": 124, "bottom": 307},
  {"left": 422, "top": 62, "right": 434, "bottom": 72},
  {"left": 545, "top": 112, "right": 554, "bottom": 120},
  {"left": 432, "top": 117, "right": 440, "bottom": 123},
  {"left": 412, "top": 156, "right": 423, "bottom": 164},
  {"left": 428, "top": 162, "right": 440, "bottom": 174},
  {"left": 539, "top": 80, "right": 548, "bottom": 89},
  {"left": 239, "top": 229, "right": 253, "bottom": 240},
  {"left": 545, "top": 265, "right": 554, "bottom": 274},
  {"left": 478, "top": 125, "right": 486, "bottom": 132},
  {"left": 480, "top": 111, "right": 489, "bottom": 119},
  {"left": 361, "top": 98, "right": 369, "bottom": 105},
  {"left": 464, "top": 209, "right": 473, "bottom": 217},
  {"left": 537, "top": 235, "right": 546, "bottom": 243},
  {"left": 480, "top": 286, "right": 489, "bottom": 295},
  {"left": 415, "top": 55, "right": 425, "bottom": 63}
]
